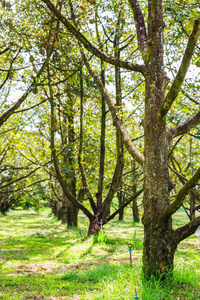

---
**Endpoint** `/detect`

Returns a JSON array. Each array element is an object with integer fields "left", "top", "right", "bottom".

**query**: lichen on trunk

[{"left": 142, "top": 0, "right": 173, "bottom": 278}]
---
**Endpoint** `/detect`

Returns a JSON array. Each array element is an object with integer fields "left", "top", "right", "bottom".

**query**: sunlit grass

[{"left": 0, "top": 208, "right": 199, "bottom": 299}]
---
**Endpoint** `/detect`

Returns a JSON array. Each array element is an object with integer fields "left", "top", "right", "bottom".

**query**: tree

[{"left": 41, "top": 0, "right": 200, "bottom": 279}]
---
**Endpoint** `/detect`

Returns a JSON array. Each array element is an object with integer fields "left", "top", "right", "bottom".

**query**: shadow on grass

[
  {"left": 61, "top": 263, "right": 138, "bottom": 283},
  {"left": 0, "top": 236, "right": 75, "bottom": 262}
]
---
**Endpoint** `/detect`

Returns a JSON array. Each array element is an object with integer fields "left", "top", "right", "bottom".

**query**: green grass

[{"left": 0, "top": 208, "right": 199, "bottom": 299}]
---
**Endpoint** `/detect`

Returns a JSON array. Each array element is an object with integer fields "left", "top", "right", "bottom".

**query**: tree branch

[
  {"left": 13, "top": 98, "right": 48, "bottom": 114},
  {"left": 161, "top": 166, "right": 200, "bottom": 221},
  {"left": 167, "top": 111, "right": 200, "bottom": 140},
  {"left": 0, "top": 50, "right": 20, "bottom": 90},
  {"left": 0, "top": 166, "right": 41, "bottom": 190},
  {"left": 0, "top": 46, "right": 10, "bottom": 55},
  {"left": 181, "top": 89, "right": 200, "bottom": 105},
  {"left": 128, "top": 0, "right": 147, "bottom": 55},
  {"left": 172, "top": 216, "right": 200, "bottom": 245},
  {"left": 102, "top": 152, "right": 124, "bottom": 220},
  {"left": 78, "top": 67, "right": 96, "bottom": 211},
  {"left": 106, "top": 189, "right": 143, "bottom": 222},
  {"left": 81, "top": 51, "right": 144, "bottom": 166},
  {"left": 169, "top": 162, "right": 200, "bottom": 204},
  {"left": 41, "top": 0, "right": 146, "bottom": 74},
  {"left": 51, "top": 182, "right": 62, "bottom": 202},
  {"left": 0, "top": 48, "right": 53, "bottom": 127},
  {"left": 0, "top": 179, "right": 49, "bottom": 194},
  {"left": 158, "top": 19, "right": 200, "bottom": 118}
]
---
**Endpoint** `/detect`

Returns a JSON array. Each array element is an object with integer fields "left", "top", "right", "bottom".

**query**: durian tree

[{"left": 40, "top": 0, "right": 200, "bottom": 279}]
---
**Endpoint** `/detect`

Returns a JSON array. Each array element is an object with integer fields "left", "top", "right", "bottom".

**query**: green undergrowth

[{"left": 0, "top": 208, "right": 199, "bottom": 299}]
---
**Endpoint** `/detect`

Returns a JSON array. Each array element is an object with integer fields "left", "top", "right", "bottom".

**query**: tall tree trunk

[
  {"left": 88, "top": 216, "right": 101, "bottom": 235},
  {"left": 190, "top": 194, "right": 195, "bottom": 221},
  {"left": 66, "top": 198, "right": 78, "bottom": 227},
  {"left": 131, "top": 160, "right": 140, "bottom": 223},
  {"left": 132, "top": 183, "right": 139, "bottom": 223},
  {"left": 118, "top": 191, "right": 124, "bottom": 221},
  {"left": 132, "top": 195, "right": 139, "bottom": 223},
  {"left": 142, "top": 0, "right": 174, "bottom": 278},
  {"left": 56, "top": 200, "right": 62, "bottom": 220},
  {"left": 61, "top": 95, "right": 78, "bottom": 227},
  {"left": 51, "top": 200, "right": 58, "bottom": 217},
  {"left": 115, "top": 12, "right": 124, "bottom": 222}
]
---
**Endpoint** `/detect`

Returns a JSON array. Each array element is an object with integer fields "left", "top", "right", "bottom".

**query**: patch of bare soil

[
  {"left": 23, "top": 293, "right": 44, "bottom": 299},
  {"left": 15, "top": 263, "right": 69, "bottom": 275}
]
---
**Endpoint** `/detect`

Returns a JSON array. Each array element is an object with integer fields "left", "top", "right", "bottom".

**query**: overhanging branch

[{"left": 41, "top": 0, "right": 146, "bottom": 74}]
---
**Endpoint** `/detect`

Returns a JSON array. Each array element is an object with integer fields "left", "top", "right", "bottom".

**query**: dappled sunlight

[{"left": 0, "top": 209, "right": 200, "bottom": 299}]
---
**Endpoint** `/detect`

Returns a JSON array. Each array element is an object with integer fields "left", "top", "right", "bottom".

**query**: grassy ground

[{"left": 0, "top": 208, "right": 199, "bottom": 300}]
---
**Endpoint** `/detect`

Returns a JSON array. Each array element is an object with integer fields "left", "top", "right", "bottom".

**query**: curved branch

[
  {"left": 158, "top": 19, "right": 200, "bottom": 119},
  {"left": 13, "top": 98, "right": 48, "bottom": 114},
  {"left": 41, "top": 0, "right": 146, "bottom": 74},
  {"left": 167, "top": 111, "right": 200, "bottom": 141},
  {"left": 51, "top": 182, "right": 62, "bottom": 202},
  {"left": 169, "top": 162, "right": 200, "bottom": 204}
]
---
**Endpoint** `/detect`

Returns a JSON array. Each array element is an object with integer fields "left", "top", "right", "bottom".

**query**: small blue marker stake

[
  {"left": 134, "top": 288, "right": 139, "bottom": 300},
  {"left": 79, "top": 230, "right": 82, "bottom": 235},
  {"left": 99, "top": 220, "right": 103, "bottom": 230},
  {"left": 128, "top": 243, "right": 133, "bottom": 265}
]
